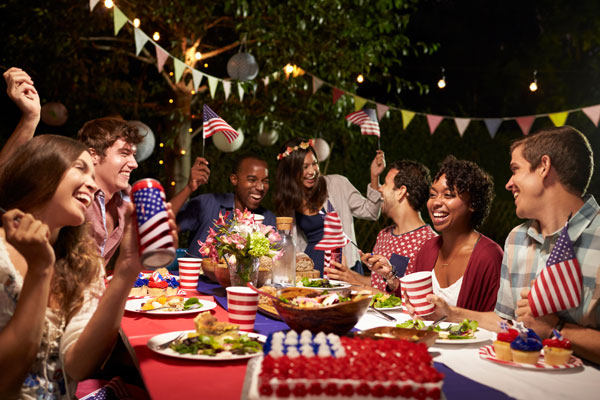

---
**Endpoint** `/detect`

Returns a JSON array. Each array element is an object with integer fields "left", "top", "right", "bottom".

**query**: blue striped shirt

[{"left": 495, "top": 196, "right": 600, "bottom": 328}]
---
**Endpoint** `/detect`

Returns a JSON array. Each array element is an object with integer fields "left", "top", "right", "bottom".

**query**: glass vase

[{"left": 224, "top": 254, "right": 260, "bottom": 286}]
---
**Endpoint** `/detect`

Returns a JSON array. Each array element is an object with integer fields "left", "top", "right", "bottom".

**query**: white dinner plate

[
  {"left": 296, "top": 279, "right": 352, "bottom": 291},
  {"left": 125, "top": 297, "right": 216, "bottom": 315},
  {"left": 434, "top": 327, "right": 495, "bottom": 344},
  {"left": 147, "top": 330, "right": 266, "bottom": 361},
  {"left": 370, "top": 304, "right": 404, "bottom": 311},
  {"left": 479, "top": 345, "right": 583, "bottom": 370}
]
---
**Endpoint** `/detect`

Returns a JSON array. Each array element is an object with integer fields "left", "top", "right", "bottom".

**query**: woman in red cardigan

[{"left": 411, "top": 156, "right": 503, "bottom": 312}]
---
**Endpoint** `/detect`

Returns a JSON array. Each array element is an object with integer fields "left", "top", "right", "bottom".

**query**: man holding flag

[{"left": 422, "top": 126, "right": 600, "bottom": 364}]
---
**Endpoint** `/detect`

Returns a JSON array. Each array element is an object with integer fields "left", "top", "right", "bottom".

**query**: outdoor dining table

[{"left": 119, "top": 277, "right": 600, "bottom": 399}]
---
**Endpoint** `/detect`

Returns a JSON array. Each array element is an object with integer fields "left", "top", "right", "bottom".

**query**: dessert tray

[
  {"left": 479, "top": 345, "right": 583, "bottom": 370},
  {"left": 125, "top": 297, "right": 216, "bottom": 315},
  {"left": 147, "top": 330, "right": 266, "bottom": 361}
]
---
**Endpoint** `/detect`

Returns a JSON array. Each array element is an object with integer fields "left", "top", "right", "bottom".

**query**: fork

[
  {"left": 370, "top": 306, "right": 397, "bottom": 322},
  {"left": 156, "top": 332, "right": 186, "bottom": 350}
]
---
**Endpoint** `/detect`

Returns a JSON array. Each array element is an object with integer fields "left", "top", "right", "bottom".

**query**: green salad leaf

[
  {"left": 396, "top": 319, "right": 426, "bottom": 330},
  {"left": 370, "top": 293, "right": 402, "bottom": 308},
  {"left": 183, "top": 297, "right": 200, "bottom": 310}
]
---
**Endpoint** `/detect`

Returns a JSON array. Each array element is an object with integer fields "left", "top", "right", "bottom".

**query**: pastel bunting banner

[
  {"left": 484, "top": 118, "right": 503, "bottom": 139},
  {"left": 332, "top": 88, "right": 345, "bottom": 104},
  {"left": 426, "top": 115, "right": 444, "bottom": 135},
  {"left": 173, "top": 58, "right": 186, "bottom": 83},
  {"left": 237, "top": 83, "right": 245, "bottom": 102},
  {"left": 583, "top": 105, "right": 600, "bottom": 127},
  {"left": 353, "top": 96, "right": 368, "bottom": 111},
  {"left": 549, "top": 112, "right": 568, "bottom": 127},
  {"left": 90, "top": 0, "right": 100, "bottom": 12},
  {"left": 262, "top": 76, "right": 270, "bottom": 88},
  {"left": 516, "top": 116, "right": 536, "bottom": 135},
  {"left": 401, "top": 110, "right": 415, "bottom": 130},
  {"left": 376, "top": 103, "right": 390, "bottom": 121},
  {"left": 454, "top": 118, "right": 470, "bottom": 137},
  {"left": 134, "top": 28, "right": 149, "bottom": 56},
  {"left": 207, "top": 76, "right": 219, "bottom": 98},
  {"left": 223, "top": 81, "right": 232, "bottom": 100},
  {"left": 313, "top": 76, "right": 324, "bottom": 94},
  {"left": 191, "top": 69, "right": 203, "bottom": 91},
  {"left": 113, "top": 6, "right": 128, "bottom": 35},
  {"left": 155, "top": 45, "right": 169, "bottom": 73}
]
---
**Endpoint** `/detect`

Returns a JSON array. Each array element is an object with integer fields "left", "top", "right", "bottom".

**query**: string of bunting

[{"left": 90, "top": 0, "right": 600, "bottom": 140}]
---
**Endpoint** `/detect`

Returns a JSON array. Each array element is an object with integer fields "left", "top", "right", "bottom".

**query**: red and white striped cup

[
  {"left": 226, "top": 286, "right": 259, "bottom": 332},
  {"left": 399, "top": 271, "right": 435, "bottom": 316},
  {"left": 178, "top": 258, "right": 203, "bottom": 291}
]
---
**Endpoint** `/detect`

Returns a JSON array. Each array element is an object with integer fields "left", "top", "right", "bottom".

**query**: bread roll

[{"left": 296, "top": 252, "right": 314, "bottom": 271}]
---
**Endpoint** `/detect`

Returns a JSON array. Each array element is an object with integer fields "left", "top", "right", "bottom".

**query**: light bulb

[
  {"left": 195, "top": 52, "right": 202, "bottom": 60},
  {"left": 159, "top": 160, "right": 164, "bottom": 165},
  {"left": 180, "top": 150, "right": 186, "bottom": 155},
  {"left": 133, "top": 18, "right": 140, "bottom": 28},
  {"left": 159, "top": 143, "right": 164, "bottom": 148},
  {"left": 104, "top": 0, "right": 114, "bottom": 8},
  {"left": 188, "top": 128, "right": 193, "bottom": 132},
  {"left": 438, "top": 78, "right": 446, "bottom": 89},
  {"left": 153, "top": 31, "right": 160, "bottom": 41},
  {"left": 284, "top": 64, "right": 294, "bottom": 74},
  {"left": 357, "top": 74, "right": 364, "bottom": 83},
  {"left": 529, "top": 81, "right": 538, "bottom": 92},
  {"left": 171, "top": 181, "right": 176, "bottom": 186},
  {"left": 204, "top": 63, "right": 208, "bottom": 68},
  {"left": 190, "top": 90, "right": 195, "bottom": 95},
  {"left": 169, "top": 99, "right": 174, "bottom": 104}
]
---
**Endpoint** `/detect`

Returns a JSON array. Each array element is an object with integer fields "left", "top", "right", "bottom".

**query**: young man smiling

[
  {"left": 77, "top": 118, "right": 143, "bottom": 266},
  {"left": 172, "top": 155, "right": 276, "bottom": 257},
  {"left": 424, "top": 126, "right": 600, "bottom": 364}
]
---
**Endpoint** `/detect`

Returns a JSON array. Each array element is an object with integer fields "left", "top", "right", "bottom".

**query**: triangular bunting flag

[
  {"left": 155, "top": 45, "right": 169, "bottom": 73},
  {"left": 332, "top": 88, "right": 344, "bottom": 104},
  {"left": 312, "top": 76, "right": 324, "bottom": 94},
  {"left": 515, "top": 116, "right": 536, "bottom": 136},
  {"left": 134, "top": 28, "right": 149, "bottom": 56},
  {"left": 207, "top": 76, "right": 219, "bottom": 98},
  {"left": 173, "top": 58, "right": 186, "bottom": 83},
  {"left": 582, "top": 105, "right": 600, "bottom": 127},
  {"left": 191, "top": 69, "right": 203, "bottom": 91},
  {"left": 401, "top": 110, "right": 415, "bottom": 130},
  {"left": 113, "top": 6, "right": 128, "bottom": 36},
  {"left": 426, "top": 115, "right": 444, "bottom": 135},
  {"left": 454, "top": 118, "right": 470, "bottom": 137},
  {"left": 484, "top": 118, "right": 503, "bottom": 139},
  {"left": 376, "top": 103, "right": 389, "bottom": 121},
  {"left": 262, "top": 76, "right": 270, "bottom": 88},
  {"left": 223, "top": 81, "right": 232, "bottom": 101},
  {"left": 237, "top": 82, "right": 245, "bottom": 102},
  {"left": 353, "top": 96, "right": 368, "bottom": 111},
  {"left": 272, "top": 71, "right": 280, "bottom": 81},
  {"left": 549, "top": 112, "right": 568, "bottom": 127},
  {"left": 90, "top": 0, "right": 100, "bottom": 12}
]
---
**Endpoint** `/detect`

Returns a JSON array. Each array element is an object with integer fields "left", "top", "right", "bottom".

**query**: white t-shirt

[{"left": 432, "top": 270, "right": 464, "bottom": 307}]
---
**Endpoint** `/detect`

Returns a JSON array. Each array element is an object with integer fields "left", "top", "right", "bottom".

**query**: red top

[
  {"left": 542, "top": 338, "right": 572, "bottom": 349},
  {"left": 497, "top": 329, "right": 519, "bottom": 343},
  {"left": 413, "top": 234, "right": 503, "bottom": 312}
]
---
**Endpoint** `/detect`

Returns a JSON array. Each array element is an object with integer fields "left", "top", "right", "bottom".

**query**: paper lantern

[
  {"left": 129, "top": 120, "right": 155, "bottom": 162},
  {"left": 257, "top": 129, "right": 279, "bottom": 146},
  {"left": 40, "top": 102, "right": 68, "bottom": 126},
  {"left": 213, "top": 129, "right": 245, "bottom": 152},
  {"left": 227, "top": 53, "right": 259, "bottom": 81},
  {"left": 313, "top": 138, "right": 330, "bottom": 161}
]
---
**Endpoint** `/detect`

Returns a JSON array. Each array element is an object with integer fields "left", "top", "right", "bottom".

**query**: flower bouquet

[{"left": 198, "top": 209, "right": 281, "bottom": 286}]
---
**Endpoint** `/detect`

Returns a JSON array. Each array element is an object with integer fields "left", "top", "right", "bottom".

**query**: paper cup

[
  {"left": 226, "top": 286, "right": 259, "bottom": 332},
  {"left": 400, "top": 271, "right": 435, "bottom": 316},
  {"left": 178, "top": 258, "right": 203, "bottom": 290}
]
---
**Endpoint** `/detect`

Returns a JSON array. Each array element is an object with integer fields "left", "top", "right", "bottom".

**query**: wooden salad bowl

[
  {"left": 273, "top": 287, "right": 372, "bottom": 335},
  {"left": 201, "top": 259, "right": 218, "bottom": 283},
  {"left": 214, "top": 263, "right": 232, "bottom": 288}
]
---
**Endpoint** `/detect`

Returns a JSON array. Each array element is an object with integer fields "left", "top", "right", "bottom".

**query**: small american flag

[
  {"left": 134, "top": 186, "right": 174, "bottom": 254},
  {"left": 78, "top": 376, "right": 133, "bottom": 399},
  {"left": 528, "top": 223, "right": 583, "bottom": 317},
  {"left": 203, "top": 104, "right": 239, "bottom": 143},
  {"left": 315, "top": 211, "right": 350, "bottom": 272},
  {"left": 345, "top": 108, "right": 380, "bottom": 137}
]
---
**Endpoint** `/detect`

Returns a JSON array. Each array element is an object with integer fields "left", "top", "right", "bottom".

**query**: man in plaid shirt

[{"left": 422, "top": 126, "right": 600, "bottom": 364}]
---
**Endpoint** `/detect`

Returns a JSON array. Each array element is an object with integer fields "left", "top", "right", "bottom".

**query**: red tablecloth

[{"left": 120, "top": 291, "right": 249, "bottom": 399}]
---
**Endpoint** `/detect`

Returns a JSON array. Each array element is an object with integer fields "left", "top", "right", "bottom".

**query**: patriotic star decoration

[{"left": 135, "top": 188, "right": 164, "bottom": 223}]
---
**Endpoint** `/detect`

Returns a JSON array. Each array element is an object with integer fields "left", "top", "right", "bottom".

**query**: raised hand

[
  {"left": 3, "top": 67, "right": 40, "bottom": 122},
  {"left": 370, "top": 150, "right": 386, "bottom": 178},
  {"left": 187, "top": 157, "right": 210, "bottom": 192},
  {"left": 2, "top": 209, "right": 54, "bottom": 274}
]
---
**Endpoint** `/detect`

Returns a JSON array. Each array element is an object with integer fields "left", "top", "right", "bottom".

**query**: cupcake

[
  {"left": 493, "top": 329, "right": 519, "bottom": 361},
  {"left": 166, "top": 276, "right": 180, "bottom": 296},
  {"left": 543, "top": 337, "right": 573, "bottom": 366},
  {"left": 510, "top": 329, "right": 543, "bottom": 364},
  {"left": 148, "top": 280, "right": 168, "bottom": 296},
  {"left": 130, "top": 274, "right": 149, "bottom": 297}
]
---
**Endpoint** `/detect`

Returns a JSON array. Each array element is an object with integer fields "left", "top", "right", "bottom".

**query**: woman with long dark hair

[
  {"left": 274, "top": 138, "right": 384, "bottom": 275},
  {"left": 0, "top": 135, "right": 176, "bottom": 398}
]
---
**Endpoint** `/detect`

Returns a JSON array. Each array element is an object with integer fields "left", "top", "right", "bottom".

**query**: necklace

[{"left": 439, "top": 234, "right": 479, "bottom": 267}]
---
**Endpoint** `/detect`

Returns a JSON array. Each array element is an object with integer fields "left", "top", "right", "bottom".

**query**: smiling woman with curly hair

[{"left": 409, "top": 155, "right": 503, "bottom": 312}]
